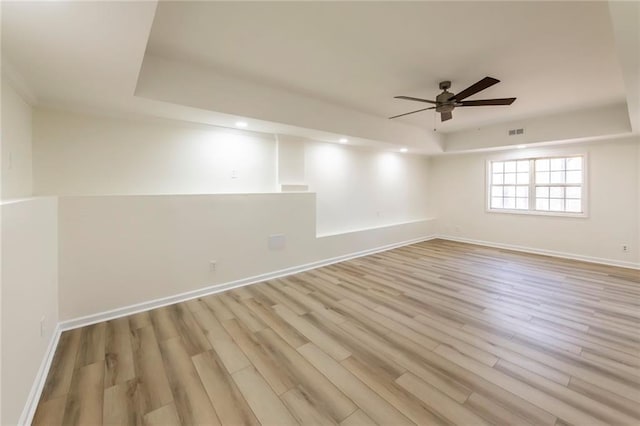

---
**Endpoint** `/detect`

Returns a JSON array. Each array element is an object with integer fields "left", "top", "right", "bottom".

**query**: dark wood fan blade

[
  {"left": 389, "top": 106, "right": 436, "bottom": 119},
  {"left": 451, "top": 77, "right": 500, "bottom": 101},
  {"left": 394, "top": 96, "right": 437, "bottom": 104},
  {"left": 457, "top": 98, "right": 516, "bottom": 106},
  {"left": 441, "top": 111, "right": 453, "bottom": 122}
]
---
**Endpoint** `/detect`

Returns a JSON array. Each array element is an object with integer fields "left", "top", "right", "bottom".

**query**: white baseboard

[
  {"left": 19, "top": 323, "right": 62, "bottom": 426},
  {"left": 59, "top": 234, "right": 436, "bottom": 331},
  {"left": 437, "top": 235, "right": 640, "bottom": 270}
]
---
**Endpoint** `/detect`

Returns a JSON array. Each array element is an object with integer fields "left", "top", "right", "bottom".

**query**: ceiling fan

[{"left": 390, "top": 76, "right": 516, "bottom": 122}]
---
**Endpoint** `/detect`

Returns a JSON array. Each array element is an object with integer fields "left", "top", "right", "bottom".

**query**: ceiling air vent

[{"left": 508, "top": 128, "right": 524, "bottom": 136}]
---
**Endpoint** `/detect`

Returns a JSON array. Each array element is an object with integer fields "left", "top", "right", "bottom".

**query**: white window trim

[{"left": 485, "top": 153, "right": 589, "bottom": 218}]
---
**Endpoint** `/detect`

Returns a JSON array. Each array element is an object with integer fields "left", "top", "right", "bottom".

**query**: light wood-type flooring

[{"left": 33, "top": 239, "right": 640, "bottom": 425}]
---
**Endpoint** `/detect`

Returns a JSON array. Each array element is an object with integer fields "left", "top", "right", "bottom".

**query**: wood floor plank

[
  {"left": 361, "top": 317, "right": 558, "bottom": 424},
  {"left": 75, "top": 323, "right": 106, "bottom": 368},
  {"left": 211, "top": 337, "right": 253, "bottom": 374},
  {"left": 434, "top": 344, "right": 609, "bottom": 425},
  {"left": 170, "top": 304, "right": 212, "bottom": 356},
  {"left": 130, "top": 326, "right": 174, "bottom": 414},
  {"left": 129, "top": 311, "right": 151, "bottom": 330},
  {"left": 201, "top": 295, "right": 235, "bottom": 321},
  {"left": 281, "top": 387, "right": 341, "bottom": 426},
  {"left": 339, "top": 409, "right": 376, "bottom": 426},
  {"left": 61, "top": 361, "right": 105, "bottom": 426},
  {"left": 494, "top": 358, "right": 639, "bottom": 424},
  {"left": 184, "top": 298, "right": 205, "bottom": 313},
  {"left": 418, "top": 302, "right": 639, "bottom": 398},
  {"left": 279, "top": 282, "right": 345, "bottom": 324},
  {"left": 341, "top": 355, "right": 449, "bottom": 425},
  {"left": 298, "top": 342, "right": 414, "bottom": 426},
  {"left": 103, "top": 381, "right": 138, "bottom": 425},
  {"left": 149, "top": 306, "right": 180, "bottom": 341},
  {"left": 256, "top": 328, "right": 357, "bottom": 422},
  {"left": 191, "top": 304, "right": 229, "bottom": 341},
  {"left": 192, "top": 350, "right": 260, "bottom": 426},
  {"left": 274, "top": 303, "right": 352, "bottom": 361},
  {"left": 340, "top": 298, "right": 440, "bottom": 351},
  {"left": 241, "top": 297, "right": 309, "bottom": 348},
  {"left": 104, "top": 317, "right": 136, "bottom": 388},
  {"left": 302, "top": 310, "right": 407, "bottom": 380},
  {"left": 396, "top": 372, "right": 489, "bottom": 425},
  {"left": 336, "top": 319, "right": 473, "bottom": 404},
  {"left": 222, "top": 318, "right": 296, "bottom": 395},
  {"left": 158, "top": 337, "right": 221, "bottom": 425},
  {"left": 34, "top": 239, "right": 640, "bottom": 425},
  {"left": 376, "top": 304, "right": 498, "bottom": 366},
  {"left": 464, "top": 391, "right": 535, "bottom": 425},
  {"left": 32, "top": 396, "right": 67, "bottom": 426},
  {"left": 258, "top": 281, "right": 310, "bottom": 315},
  {"left": 568, "top": 376, "right": 640, "bottom": 419},
  {"left": 581, "top": 348, "right": 640, "bottom": 377},
  {"left": 218, "top": 292, "right": 266, "bottom": 332},
  {"left": 232, "top": 366, "right": 298, "bottom": 426},
  {"left": 495, "top": 357, "right": 570, "bottom": 386},
  {"left": 143, "top": 403, "right": 181, "bottom": 426},
  {"left": 412, "top": 314, "right": 573, "bottom": 385},
  {"left": 190, "top": 302, "right": 253, "bottom": 373}
]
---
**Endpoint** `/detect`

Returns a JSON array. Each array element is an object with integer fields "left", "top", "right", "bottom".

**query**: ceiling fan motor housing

[{"left": 435, "top": 90, "right": 456, "bottom": 113}]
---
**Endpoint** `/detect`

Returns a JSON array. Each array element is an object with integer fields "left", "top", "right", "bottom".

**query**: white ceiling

[
  {"left": 1, "top": 0, "right": 156, "bottom": 107},
  {"left": 1, "top": 1, "right": 637, "bottom": 153},
  {"left": 146, "top": 1, "right": 626, "bottom": 132}
]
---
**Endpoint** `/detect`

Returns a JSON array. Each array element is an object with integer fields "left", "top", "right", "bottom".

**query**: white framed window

[{"left": 487, "top": 154, "right": 587, "bottom": 217}]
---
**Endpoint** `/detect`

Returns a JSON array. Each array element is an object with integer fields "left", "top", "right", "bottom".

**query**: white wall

[
  {"left": 1, "top": 75, "right": 48, "bottom": 425},
  {"left": 58, "top": 193, "right": 434, "bottom": 320},
  {"left": 33, "top": 109, "right": 278, "bottom": 196},
  {"left": 429, "top": 137, "right": 640, "bottom": 267},
  {"left": 33, "top": 108, "right": 433, "bottom": 237},
  {"left": 277, "top": 135, "right": 306, "bottom": 186},
  {"left": 1, "top": 198, "right": 58, "bottom": 425},
  {"left": 1, "top": 76, "right": 33, "bottom": 199},
  {"left": 28, "top": 108, "right": 434, "bottom": 321},
  {"left": 305, "top": 141, "right": 430, "bottom": 235}
]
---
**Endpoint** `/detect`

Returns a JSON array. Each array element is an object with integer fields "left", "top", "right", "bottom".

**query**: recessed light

[
  {"left": 235, "top": 121, "right": 248, "bottom": 128},
  {"left": 400, "top": 148, "right": 408, "bottom": 153},
  {"left": 339, "top": 138, "right": 348, "bottom": 144},
  {"left": 517, "top": 144, "right": 526, "bottom": 149}
]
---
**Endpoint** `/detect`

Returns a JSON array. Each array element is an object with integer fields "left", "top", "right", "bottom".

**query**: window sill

[{"left": 486, "top": 208, "right": 588, "bottom": 219}]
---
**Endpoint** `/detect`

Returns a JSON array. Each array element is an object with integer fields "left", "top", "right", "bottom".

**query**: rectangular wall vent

[{"left": 508, "top": 128, "right": 525, "bottom": 136}]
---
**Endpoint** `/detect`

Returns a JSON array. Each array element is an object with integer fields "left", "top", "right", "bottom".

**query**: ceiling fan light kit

[{"left": 390, "top": 76, "right": 516, "bottom": 122}]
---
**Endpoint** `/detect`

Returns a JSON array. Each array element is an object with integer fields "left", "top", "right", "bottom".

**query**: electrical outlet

[
  {"left": 622, "top": 245, "right": 629, "bottom": 253},
  {"left": 209, "top": 260, "right": 217, "bottom": 272}
]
